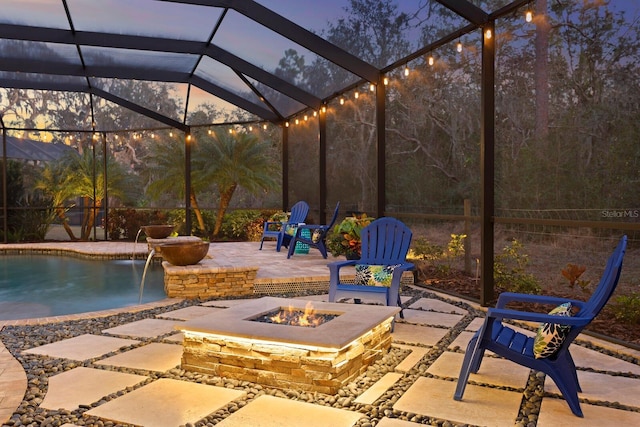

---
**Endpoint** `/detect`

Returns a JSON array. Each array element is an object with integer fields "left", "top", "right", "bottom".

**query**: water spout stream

[
  {"left": 139, "top": 248, "right": 156, "bottom": 304},
  {"left": 133, "top": 228, "right": 144, "bottom": 261}
]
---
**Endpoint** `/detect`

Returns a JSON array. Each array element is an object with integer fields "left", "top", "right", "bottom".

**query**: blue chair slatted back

[
  {"left": 359, "top": 217, "right": 413, "bottom": 264},
  {"left": 288, "top": 201, "right": 309, "bottom": 225}
]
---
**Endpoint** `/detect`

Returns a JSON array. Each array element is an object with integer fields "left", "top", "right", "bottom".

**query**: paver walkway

[{"left": 2, "top": 241, "right": 640, "bottom": 426}]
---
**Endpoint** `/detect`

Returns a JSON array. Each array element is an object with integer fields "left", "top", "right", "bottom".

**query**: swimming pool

[{"left": 0, "top": 255, "right": 166, "bottom": 320}]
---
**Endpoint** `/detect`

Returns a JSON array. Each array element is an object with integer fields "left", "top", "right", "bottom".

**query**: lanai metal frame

[{"left": 0, "top": 0, "right": 532, "bottom": 304}]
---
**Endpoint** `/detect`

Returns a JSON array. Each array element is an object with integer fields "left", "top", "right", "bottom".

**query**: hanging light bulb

[
  {"left": 313, "top": 110, "right": 317, "bottom": 117},
  {"left": 263, "top": 123, "right": 267, "bottom": 130},
  {"left": 228, "top": 128, "right": 233, "bottom": 134},
  {"left": 295, "top": 118, "right": 299, "bottom": 125},
  {"left": 369, "top": 83, "right": 375, "bottom": 92},
  {"left": 354, "top": 91, "right": 359, "bottom": 99},
  {"left": 485, "top": 29, "right": 492, "bottom": 39},
  {"left": 285, "top": 121, "right": 289, "bottom": 127},
  {"left": 525, "top": 9, "right": 533, "bottom": 23},
  {"left": 249, "top": 126, "right": 253, "bottom": 131},
  {"left": 207, "top": 129, "right": 212, "bottom": 135},
  {"left": 339, "top": 97, "right": 345, "bottom": 105},
  {"left": 321, "top": 105, "right": 327, "bottom": 113},
  {"left": 457, "top": 41, "right": 463, "bottom": 52},
  {"left": 169, "top": 131, "right": 174, "bottom": 137},
  {"left": 428, "top": 55, "right": 434, "bottom": 66},
  {"left": 186, "top": 134, "right": 192, "bottom": 141},
  {"left": 383, "top": 77, "right": 389, "bottom": 85},
  {"left": 304, "top": 114, "right": 308, "bottom": 121},
  {"left": 404, "top": 65, "right": 410, "bottom": 76}
]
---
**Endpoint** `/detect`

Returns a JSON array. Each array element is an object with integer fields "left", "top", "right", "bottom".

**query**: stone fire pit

[{"left": 177, "top": 297, "right": 400, "bottom": 393}]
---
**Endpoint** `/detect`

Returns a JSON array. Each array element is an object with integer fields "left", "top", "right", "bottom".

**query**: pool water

[{"left": 0, "top": 255, "right": 166, "bottom": 320}]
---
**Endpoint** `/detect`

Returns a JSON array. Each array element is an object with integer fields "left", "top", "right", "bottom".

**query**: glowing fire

[{"left": 266, "top": 301, "right": 336, "bottom": 327}]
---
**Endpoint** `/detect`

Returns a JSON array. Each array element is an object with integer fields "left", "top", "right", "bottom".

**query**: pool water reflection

[{"left": 0, "top": 255, "right": 165, "bottom": 320}]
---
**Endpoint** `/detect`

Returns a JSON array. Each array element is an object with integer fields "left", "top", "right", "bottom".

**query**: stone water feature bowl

[
  {"left": 142, "top": 224, "right": 175, "bottom": 239},
  {"left": 158, "top": 240, "right": 210, "bottom": 266}
]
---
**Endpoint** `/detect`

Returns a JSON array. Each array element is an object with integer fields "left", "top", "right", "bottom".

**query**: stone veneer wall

[
  {"left": 164, "top": 263, "right": 258, "bottom": 299},
  {"left": 180, "top": 318, "right": 394, "bottom": 394}
]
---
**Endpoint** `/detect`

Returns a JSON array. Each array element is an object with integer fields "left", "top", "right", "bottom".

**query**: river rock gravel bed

[{"left": 1, "top": 289, "right": 636, "bottom": 427}]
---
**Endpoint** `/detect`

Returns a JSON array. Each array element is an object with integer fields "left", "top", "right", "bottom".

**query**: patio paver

[
  {"left": 23, "top": 334, "right": 139, "bottom": 361},
  {"left": 94, "top": 343, "right": 183, "bottom": 372},
  {"left": 394, "top": 377, "right": 523, "bottom": 426},
  {"left": 214, "top": 395, "right": 364, "bottom": 427},
  {"left": 40, "top": 367, "right": 147, "bottom": 411},
  {"left": 102, "top": 318, "right": 182, "bottom": 338},
  {"left": 84, "top": 378, "right": 245, "bottom": 427}
]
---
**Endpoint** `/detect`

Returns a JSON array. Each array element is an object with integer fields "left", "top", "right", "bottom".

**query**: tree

[
  {"left": 142, "top": 134, "right": 210, "bottom": 233},
  {"left": 35, "top": 148, "right": 135, "bottom": 240},
  {"left": 197, "top": 130, "right": 279, "bottom": 237}
]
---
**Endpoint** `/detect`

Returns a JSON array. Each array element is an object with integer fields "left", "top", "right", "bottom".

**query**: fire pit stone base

[{"left": 178, "top": 297, "right": 399, "bottom": 394}]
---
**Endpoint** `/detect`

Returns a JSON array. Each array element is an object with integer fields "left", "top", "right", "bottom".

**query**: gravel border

[{"left": 2, "top": 288, "right": 638, "bottom": 427}]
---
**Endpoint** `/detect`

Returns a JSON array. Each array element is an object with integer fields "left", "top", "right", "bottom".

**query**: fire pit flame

[{"left": 262, "top": 301, "right": 338, "bottom": 327}]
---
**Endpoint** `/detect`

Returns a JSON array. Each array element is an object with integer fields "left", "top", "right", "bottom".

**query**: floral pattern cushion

[
  {"left": 355, "top": 264, "right": 401, "bottom": 287},
  {"left": 533, "top": 302, "right": 573, "bottom": 359}
]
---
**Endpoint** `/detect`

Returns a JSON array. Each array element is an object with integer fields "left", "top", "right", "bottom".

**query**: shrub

[
  {"left": 219, "top": 209, "right": 264, "bottom": 241},
  {"left": 494, "top": 239, "right": 542, "bottom": 294},
  {"left": 409, "top": 234, "right": 466, "bottom": 275},
  {"left": 611, "top": 293, "right": 640, "bottom": 324}
]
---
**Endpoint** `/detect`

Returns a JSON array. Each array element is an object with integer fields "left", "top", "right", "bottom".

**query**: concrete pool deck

[{"left": 2, "top": 240, "right": 640, "bottom": 426}]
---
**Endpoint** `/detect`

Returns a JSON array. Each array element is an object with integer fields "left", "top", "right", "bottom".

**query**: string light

[
  {"left": 383, "top": 77, "right": 389, "bottom": 85},
  {"left": 404, "top": 65, "right": 410, "bottom": 76},
  {"left": 285, "top": 121, "right": 289, "bottom": 127},
  {"left": 321, "top": 105, "right": 327, "bottom": 113},
  {"left": 369, "top": 83, "right": 375, "bottom": 92},
  {"left": 354, "top": 91, "right": 359, "bottom": 99},
  {"left": 485, "top": 29, "right": 492, "bottom": 39},
  {"left": 228, "top": 128, "right": 233, "bottom": 134},
  {"left": 169, "top": 132, "right": 173, "bottom": 137},
  {"left": 303, "top": 114, "right": 308, "bottom": 121},
  {"left": 186, "top": 134, "right": 192, "bottom": 141},
  {"left": 428, "top": 55, "right": 434, "bottom": 66},
  {"left": 525, "top": 9, "right": 533, "bottom": 22},
  {"left": 457, "top": 41, "right": 463, "bottom": 53},
  {"left": 295, "top": 118, "right": 299, "bottom": 125},
  {"left": 249, "top": 126, "right": 253, "bottom": 131},
  {"left": 339, "top": 97, "right": 345, "bottom": 105},
  {"left": 313, "top": 110, "right": 317, "bottom": 117},
  {"left": 207, "top": 129, "right": 212, "bottom": 135},
  {"left": 263, "top": 123, "right": 267, "bottom": 130}
]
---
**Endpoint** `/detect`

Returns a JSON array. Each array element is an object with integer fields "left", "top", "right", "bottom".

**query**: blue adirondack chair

[
  {"left": 327, "top": 217, "right": 414, "bottom": 316},
  {"left": 259, "top": 201, "right": 309, "bottom": 252},
  {"left": 454, "top": 235, "right": 627, "bottom": 417},
  {"left": 287, "top": 202, "right": 340, "bottom": 259}
]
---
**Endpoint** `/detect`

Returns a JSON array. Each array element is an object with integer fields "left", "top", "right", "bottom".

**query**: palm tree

[
  {"left": 34, "top": 158, "right": 78, "bottom": 240},
  {"left": 198, "top": 130, "right": 279, "bottom": 237},
  {"left": 35, "top": 148, "right": 133, "bottom": 240},
  {"left": 143, "top": 135, "right": 209, "bottom": 233}
]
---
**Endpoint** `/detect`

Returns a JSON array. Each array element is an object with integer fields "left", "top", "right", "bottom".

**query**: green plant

[
  {"left": 611, "top": 293, "right": 640, "bottom": 324},
  {"left": 326, "top": 213, "right": 375, "bottom": 258},
  {"left": 219, "top": 209, "right": 264, "bottom": 241},
  {"left": 494, "top": 239, "right": 542, "bottom": 294},
  {"left": 409, "top": 234, "right": 466, "bottom": 275}
]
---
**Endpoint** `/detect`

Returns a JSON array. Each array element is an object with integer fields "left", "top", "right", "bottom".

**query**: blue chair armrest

[
  {"left": 486, "top": 307, "right": 592, "bottom": 327},
  {"left": 263, "top": 220, "right": 284, "bottom": 231},
  {"left": 328, "top": 259, "right": 358, "bottom": 275},
  {"left": 496, "top": 292, "right": 587, "bottom": 310}
]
